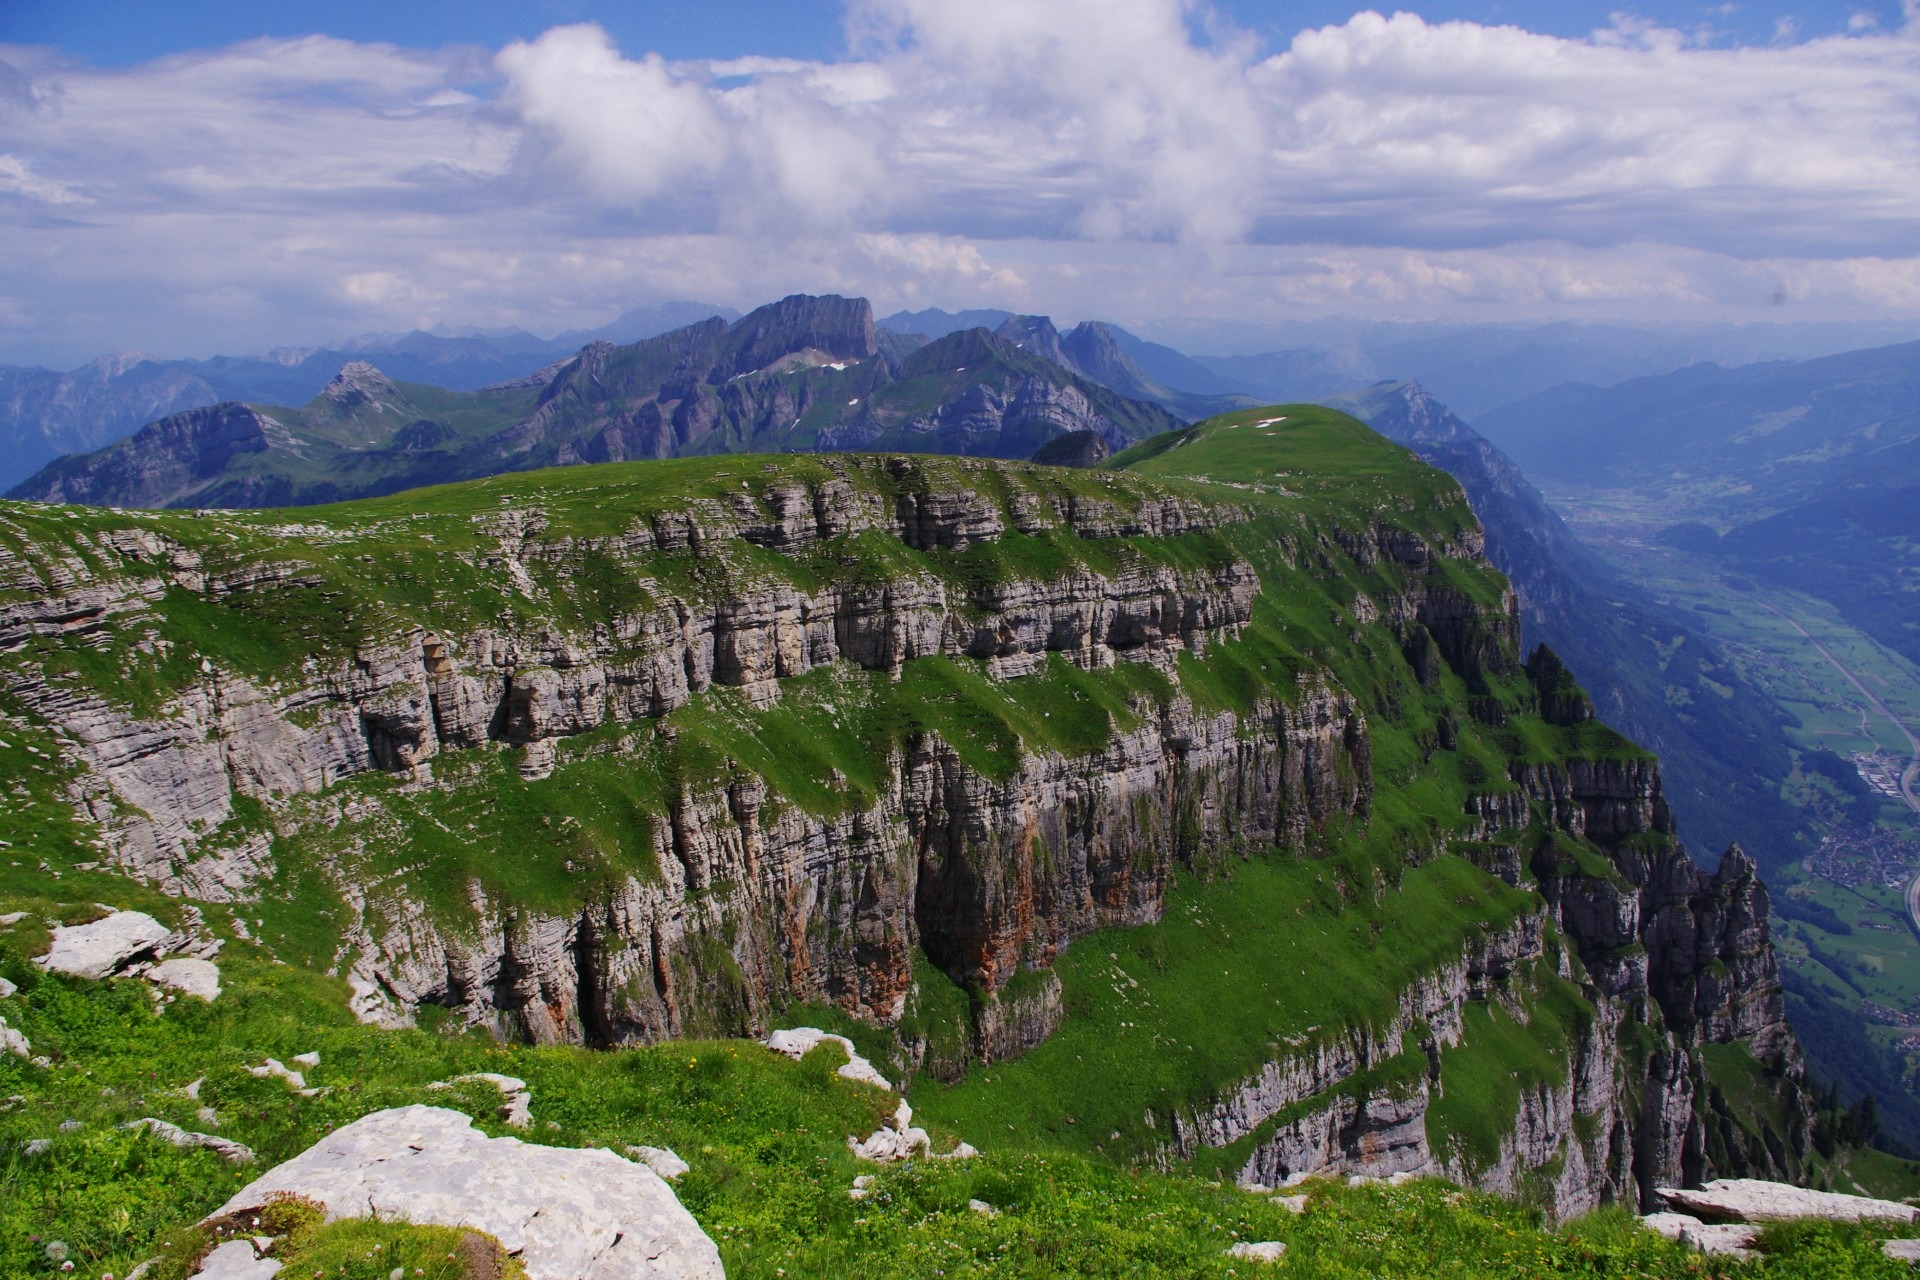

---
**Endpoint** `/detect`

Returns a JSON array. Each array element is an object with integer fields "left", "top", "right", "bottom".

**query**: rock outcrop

[
  {"left": 124, "top": 1117, "right": 255, "bottom": 1164},
  {"left": 210, "top": 1105, "right": 724, "bottom": 1280},
  {"left": 1656, "top": 1178, "right": 1918, "bottom": 1224},
  {"left": 38, "top": 909, "right": 173, "bottom": 980}
]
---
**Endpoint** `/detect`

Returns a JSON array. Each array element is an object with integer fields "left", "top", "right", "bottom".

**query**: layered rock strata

[{"left": 0, "top": 446, "right": 1809, "bottom": 1219}]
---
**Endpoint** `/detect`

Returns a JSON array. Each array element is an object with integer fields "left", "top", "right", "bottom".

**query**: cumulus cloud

[
  {"left": 1, "top": 3, "right": 1919, "bottom": 365},
  {"left": 489, "top": 4, "right": 1920, "bottom": 258}
]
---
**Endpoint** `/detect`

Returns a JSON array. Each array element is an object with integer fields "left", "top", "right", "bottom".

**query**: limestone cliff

[{"left": 0, "top": 408, "right": 1812, "bottom": 1217}]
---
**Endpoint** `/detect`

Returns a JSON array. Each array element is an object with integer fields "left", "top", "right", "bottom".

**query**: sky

[{"left": 1, "top": 0, "right": 1917, "bottom": 365}]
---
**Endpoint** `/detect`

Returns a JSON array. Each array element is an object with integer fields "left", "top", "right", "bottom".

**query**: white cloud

[
  {"left": 2, "top": 3, "right": 1920, "bottom": 366},
  {"left": 0, "top": 152, "right": 84, "bottom": 203}
]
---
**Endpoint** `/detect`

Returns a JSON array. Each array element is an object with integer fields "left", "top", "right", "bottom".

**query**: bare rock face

[
  {"left": 39, "top": 909, "right": 172, "bottom": 980},
  {"left": 1657, "top": 1178, "right": 1919, "bottom": 1224},
  {"left": 210, "top": 1105, "right": 724, "bottom": 1280},
  {"left": 0, "top": 447, "right": 1814, "bottom": 1224}
]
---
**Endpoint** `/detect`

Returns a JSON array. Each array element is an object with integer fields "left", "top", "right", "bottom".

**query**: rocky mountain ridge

[
  {"left": 0, "top": 407, "right": 1811, "bottom": 1218},
  {"left": 1329, "top": 381, "right": 1806, "bottom": 870},
  {"left": 0, "top": 302, "right": 743, "bottom": 493},
  {"left": 7, "top": 296, "right": 1181, "bottom": 511}
]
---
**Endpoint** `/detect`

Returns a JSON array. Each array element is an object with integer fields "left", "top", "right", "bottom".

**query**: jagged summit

[
  {"left": 719, "top": 292, "right": 876, "bottom": 378},
  {"left": 321, "top": 360, "right": 400, "bottom": 415}
]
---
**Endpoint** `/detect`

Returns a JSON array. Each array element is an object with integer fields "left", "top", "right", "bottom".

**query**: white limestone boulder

[
  {"left": 1884, "top": 1239, "right": 1920, "bottom": 1263},
  {"left": 429, "top": 1072, "right": 532, "bottom": 1127},
  {"left": 38, "top": 910, "right": 171, "bottom": 980},
  {"left": 1641, "top": 1211, "right": 1701, "bottom": 1243},
  {"left": 1657, "top": 1178, "right": 1919, "bottom": 1224},
  {"left": 765, "top": 1027, "right": 892, "bottom": 1090},
  {"left": 627, "top": 1144, "right": 691, "bottom": 1180},
  {"left": 1226, "top": 1240, "right": 1288, "bottom": 1262},
  {"left": 124, "top": 1117, "right": 255, "bottom": 1164},
  {"left": 1647, "top": 1212, "right": 1761, "bottom": 1259},
  {"left": 848, "top": 1096, "right": 932, "bottom": 1163},
  {"left": 206, "top": 1105, "right": 722, "bottom": 1280},
  {"left": 190, "top": 1238, "right": 281, "bottom": 1279},
  {"left": 0, "top": 1014, "right": 28, "bottom": 1059},
  {"left": 149, "top": 958, "right": 221, "bottom": 1002}
]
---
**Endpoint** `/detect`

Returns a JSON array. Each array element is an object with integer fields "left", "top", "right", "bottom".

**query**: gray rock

[
  {"left": 38, "top": 909, "right": 170, "bottom": 980},
  {"left": 0, "top": 1014, "right": 28, "bottom": 1059},
  {"left": 1690, "top": 1224, "right": 1761, "bottom": 1258},
  {"left": 968, "top": 1198, "right": 998, "bottom": 1217},
  {"left": 0, "top": 912, "right": 26, "bottom": 926},
  {"left": 189, "top": 1238, "right": 280, "bottom": 1279},
  {"left": 848, "top": 1096, "right": 932, "bottom": 1163},
  {"left": 247, "top": 1058, "right": 324, "bottom": 1095},
  {"left": 1657, "top": 1178, "right": 1919, "bottom": 1224},
  {"left": 1643, "top": 1211, "right": 1762, "bottom": 1258},
  {"left": 291, "top": 1051, "right": 320, "bottom": 1068},
  {"left": 208, "top": 1105, "right": 722, "bottom": 1280},
  {"left": 765, "top": 1027, "right": 893, "bottom": 1091},
  {"left": 627, "top": 1145, "right": 690, "bottom": 1180},
  {"left": 1226, "top": 1240, "right": 1288, "bottom": 1262},
  {"left": 0, "top": 976, "right": 16, "bottom": 998},
  {"left": 124, "top": 1117, "right": 255, "bottom": 1164},
  {"left": 1641, "top": 1211, "right": 1701, "bottom": 1242},
  {"left": 23, "top": 1137, "right": 49, "bottom": 1155},
  {"left": 1884, "top": 1239, "right": 1920, "bottom": 1263},
  {"left": 148, "top": 958, "right": 221, "bottom": 1001}
]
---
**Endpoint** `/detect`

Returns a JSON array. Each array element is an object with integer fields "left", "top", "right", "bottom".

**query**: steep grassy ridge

[{"left": 0, "top": 406, "right": 1837, "bottom": 1274}]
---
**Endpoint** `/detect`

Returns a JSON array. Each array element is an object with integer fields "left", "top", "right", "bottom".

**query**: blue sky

[
  {"left": 3, "top": 0, "right": 1902, "bottom": 63},
  {"left": 1, "top": 1, "right": 1917, "bottom": 364}
]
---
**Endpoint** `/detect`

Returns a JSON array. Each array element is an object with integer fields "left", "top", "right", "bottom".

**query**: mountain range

[
  {"left": 7, "top": 296, "right": 1181, "bottom": 510},
  {"left": 1481, "top": 340, "right": 1920, "bottom": 668},
  {"left": 0, "top": 301, "right": 740, "bottom": 494}
]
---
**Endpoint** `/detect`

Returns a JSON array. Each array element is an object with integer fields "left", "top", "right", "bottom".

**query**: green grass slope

[{"left": 0, "top": 405, "right": 1862, "bottom": 1274}]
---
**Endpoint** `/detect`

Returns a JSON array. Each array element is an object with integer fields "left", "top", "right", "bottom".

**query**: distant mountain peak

[
  {"left": 323, "top": 361, "right": 400, "bottom": 414},
  {"left": 994, "top": 315, "right": 1069, "bottom": 366},
  {"left": 721, "top": 294, "right": 875, "bottom": 379},
  {"left": 77, "top": 351, "right": 154, "bottom": 381}
]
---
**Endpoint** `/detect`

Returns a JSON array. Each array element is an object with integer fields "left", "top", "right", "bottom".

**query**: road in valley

[
  {"left": 1756, "top": 600, "right": 1920, "bottom": 818},
  {"left": 1754, "top": 600, "right": 1920, "bottom": 932}
]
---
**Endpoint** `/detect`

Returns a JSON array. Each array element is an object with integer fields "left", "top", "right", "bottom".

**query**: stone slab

[
  {"left": 208, "top": 1105, "right": 722, "bottom": 1280},
  {"left": 1658, "top": 1178, "right": 1919, "bottom": 1224},
  {"left": 39, "top": 910, "right": 170, "bottom": 980}
]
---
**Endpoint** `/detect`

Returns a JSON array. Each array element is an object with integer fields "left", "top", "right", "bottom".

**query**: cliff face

[
  {"left": 0, "top": 409, "right": 1811, "bottom": 1216},
  {"left": 1333, "top": 379, "right": 1806, "bottom": 872},
  {"left": 16, "top": 403, "right": 277, "bottom": 507}
]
